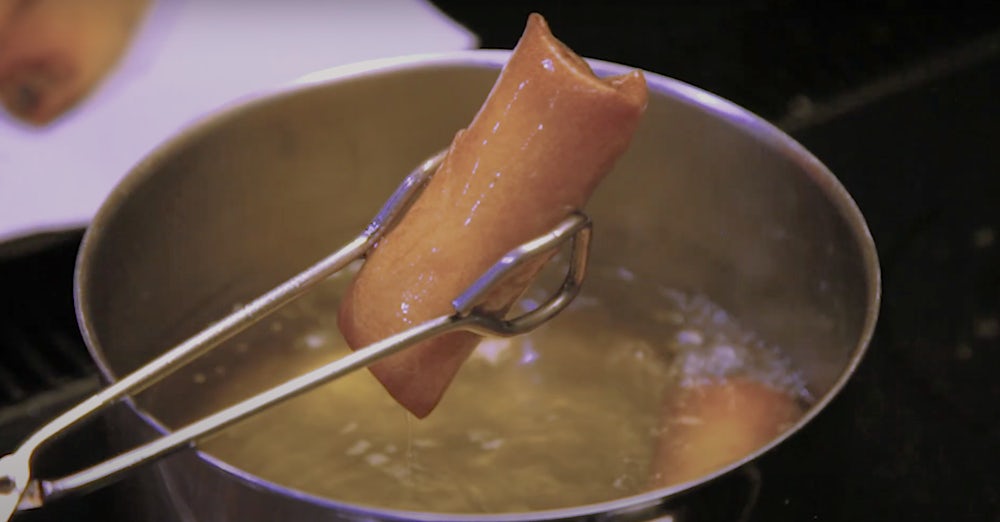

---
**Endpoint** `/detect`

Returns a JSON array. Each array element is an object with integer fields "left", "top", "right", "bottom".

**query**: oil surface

[{"left": 173, "top": 265, "right": 808, "bottom": 513}]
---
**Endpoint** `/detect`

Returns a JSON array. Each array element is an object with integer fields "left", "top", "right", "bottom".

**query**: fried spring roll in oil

[
  {"left": 649, "top": 379, "right": 803, "bottom": 488},
  {"left": 0, "top": 0, "right": 151, "bottom": 125},
  {"left": 338, "top": 14, "right": 648, "bottom": 418}
]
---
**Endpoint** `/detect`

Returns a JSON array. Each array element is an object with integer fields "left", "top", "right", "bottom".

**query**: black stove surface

[
  {"left": 753, "top": 56, "right": 1000, "bottom": 521},
  {"left": 3, "top": 4, "right": 999, "bottom": 521}
]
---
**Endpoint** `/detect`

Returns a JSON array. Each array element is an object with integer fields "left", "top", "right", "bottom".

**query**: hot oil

[{"left": 193, "top": 265, "right": 810, "bottom": 513}]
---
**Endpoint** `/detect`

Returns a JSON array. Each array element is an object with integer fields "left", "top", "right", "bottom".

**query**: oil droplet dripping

[
  {"left": 464, "top": 168, "right": 503, "bottom": 226},
  {"left": 397, "top": 289, "right": 423, "bottom": 325},
  {"left": 464, "top": 199, "right": 483, "bottom": 227},
  {"left": 461, "top": 159, "right": 482, "bottom": 196}
]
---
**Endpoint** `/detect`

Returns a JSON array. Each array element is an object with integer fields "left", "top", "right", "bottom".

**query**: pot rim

[{"left": 75, "top": 49, "right": 881, "bottom": 521}]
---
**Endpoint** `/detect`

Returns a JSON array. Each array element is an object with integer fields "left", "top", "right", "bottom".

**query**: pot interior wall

[{"left": 77, "top": 59, "right": 875, "bottom": 514}]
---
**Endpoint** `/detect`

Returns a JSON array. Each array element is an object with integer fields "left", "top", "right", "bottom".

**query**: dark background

[{"left": 430, "top": 1, "right": 1000, "bottom": 123}]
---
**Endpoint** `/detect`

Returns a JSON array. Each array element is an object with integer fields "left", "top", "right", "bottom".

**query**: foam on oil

[{"left": 180, "top": 265, "right": 809, "bottom": 513}]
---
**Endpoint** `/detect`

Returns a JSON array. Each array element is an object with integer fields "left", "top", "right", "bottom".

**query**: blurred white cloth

[{"left": 0, "top": 0, "right": 476, "bottom": 243}]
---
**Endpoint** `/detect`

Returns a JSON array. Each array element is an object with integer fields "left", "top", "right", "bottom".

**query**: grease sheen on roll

[{"left": 338, "top": 14, "right": 648, "bottom": 418}]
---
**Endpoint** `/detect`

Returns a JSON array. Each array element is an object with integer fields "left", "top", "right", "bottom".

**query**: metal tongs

[{"left": 0, "top": 151, "right": 593, "bottom": 520}]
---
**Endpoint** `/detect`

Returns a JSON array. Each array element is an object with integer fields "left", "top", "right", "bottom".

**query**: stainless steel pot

[{"left": 75, "top": 51, "right": 880, "bottom": 521}]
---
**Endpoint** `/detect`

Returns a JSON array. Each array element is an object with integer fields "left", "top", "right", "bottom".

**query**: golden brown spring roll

[
  {"left": 649, "top": 378, "right": 802, "bottom": 488},
  {"left": 0, "top": 0, "right": 150, "bottom": 125},
  {"left": 0, "top": 1, "right": 21, "bottom": 28},
  {"left": 338, "top": 13, "right": 648, "bottom": 418}
]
